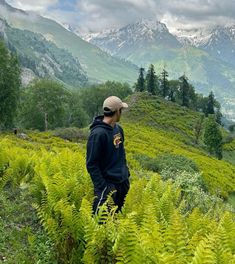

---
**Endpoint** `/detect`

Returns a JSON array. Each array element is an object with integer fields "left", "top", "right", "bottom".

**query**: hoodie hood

[{"left": 90, "top": 115, "right": 113, "bottom": 131}]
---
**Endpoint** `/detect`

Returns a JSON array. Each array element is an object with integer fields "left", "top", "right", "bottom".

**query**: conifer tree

[
  {"left": 179, "top": 74, "right": 190, "bottom": 107},
  {"left": 168, "top": 80, "right": 179, "bottom": 102},
  {"left": 135, "top": 67, "right": 145, "bottom": 92},
  {"left": 194, "top": 114, "right": 204, "bottom": 145},
  {"left": 203, "top": 115, "right": 223, "bottom": 159},
  {"left": 146, "top": 64, "right": 159, "bottom": 95},
  {"left": 205, "top": 91, "right": 215, "bottom": 116},
  {"left": 0, "top": 41, "right": 21, "bottom": 129},
  {"left": 160, "top": 67, "right": 169, "bottom": 98}
]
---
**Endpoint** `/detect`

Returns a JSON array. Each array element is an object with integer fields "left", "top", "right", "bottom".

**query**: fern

[
  {"left": 113, "top": 214, "right": 143, "bottom": 264},
  {"left": 164, "top": 210, "right": 191, "bottom": 263},
  {"left": 191, "top": 235, "right": 216, "bottom": 264}
]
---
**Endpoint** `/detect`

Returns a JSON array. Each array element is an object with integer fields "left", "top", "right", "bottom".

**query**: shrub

[
  {"left": 161, "top": 170, "right": 227, "bottom": 213},
  {"left": 135, "top": 153, "right": 199, "bottom": 174},
  {"left": 52, "top": 127, "right": 89, "bottom": 142}
]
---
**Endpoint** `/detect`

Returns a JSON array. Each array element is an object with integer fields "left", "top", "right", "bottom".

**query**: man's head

[{"left": 103, "top": 96, "right": 128, "bottom": 122}]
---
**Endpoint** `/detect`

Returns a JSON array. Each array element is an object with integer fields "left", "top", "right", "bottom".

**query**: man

[{"left": 86, "top": 96, "right": 130, "bottom": 214}]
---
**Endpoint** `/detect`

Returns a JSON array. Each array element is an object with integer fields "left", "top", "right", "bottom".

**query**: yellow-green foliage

[
  {"left": 1, "top": 134, "right": 235, "bottom": 263},
  {"left": 224, "top": 138, "right": 235, "bottom": 151},
  {"left": 117, "top": 93, "right": 235, "bottom": 197},
  {"left": 1, "top": 92, "right": 235, "bottom": 263},
  {"left": 123, "top": 123, "right": 235, "bottom": 197}
]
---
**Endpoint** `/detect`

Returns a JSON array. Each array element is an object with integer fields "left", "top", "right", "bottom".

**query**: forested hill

[
  {"left": 0, "top": 0, "right": 138, "bottom": 83},
  {"left": 0, "top": 19, "right": 88, "bottom": 87}
]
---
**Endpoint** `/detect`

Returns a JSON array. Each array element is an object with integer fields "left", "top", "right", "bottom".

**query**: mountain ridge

[
  {"left": 81, "top": 19, "right": 235, "bottom": 121},
  {"left": 0, "top": 0, "right": 138, "bottom": 84},
  {"left": 0, "top": 18, "right": 88, "bottom": 87}
]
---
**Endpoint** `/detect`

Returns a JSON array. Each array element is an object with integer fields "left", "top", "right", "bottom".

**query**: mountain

[
  {"left": 0, "top": 0, "right": 138, "bottom": 83},
  {"left": 84, "top": 19, "right": 181, "bottom": 58},
  {"left": 175, "top": 26, "right": 235, "bottom": 67},
  {"left": 82, "top": 19, "right": 235, "bottom": 121},
  {"left": 0, "top": 18, "right": 88, "bottom": 87}
]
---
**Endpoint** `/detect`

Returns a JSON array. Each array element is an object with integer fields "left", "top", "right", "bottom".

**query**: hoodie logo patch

[{"left": 113, "top": 133, "right": 122, "bottom": 148}]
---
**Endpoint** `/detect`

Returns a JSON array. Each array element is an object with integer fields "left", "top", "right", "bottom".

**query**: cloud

[
  {"left": 76, "top": 0, "right": 235, "bottom": 32},
  {"left": 6, "top": 0, "right": 235, "bottom": 32},
  {"left": 76, "top": 0, "right": 161, "bottom": 32},
  {"left": 7, "top": 0, "right": 58, "bottom": 11}
]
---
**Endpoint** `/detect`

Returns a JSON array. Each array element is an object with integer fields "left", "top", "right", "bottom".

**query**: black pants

[{"left": 93, "top": 179, "right": 130, "bottom": 214}]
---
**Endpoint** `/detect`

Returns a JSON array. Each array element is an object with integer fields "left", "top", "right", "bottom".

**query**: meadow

[{"left": 0, "top": 93, "right": 235, "bottom": 263}]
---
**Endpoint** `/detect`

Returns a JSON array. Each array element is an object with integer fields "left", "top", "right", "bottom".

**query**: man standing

[{"left": 86, "top": 96, "right": 130, "bottom": 214}]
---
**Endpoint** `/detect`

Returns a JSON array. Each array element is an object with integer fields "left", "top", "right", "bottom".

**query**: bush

[
  {"left": 52, "top": 127, "right": 89, "bottom": 142},
  {"left": 135, "top": 153, "right": 199, "bottom": 174},
  {"left": 161, "top": 170, "right": 227, "bottom": 213}
]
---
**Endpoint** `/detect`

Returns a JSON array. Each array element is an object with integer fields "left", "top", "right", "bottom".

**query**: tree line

[
  {"left": 135, "top": 64, "right": 222, "bottom": 124},
  {"left": 0, "top": 40, "right": 132, "bottom": 131},
  {"left": 0, "top": 41, "right": 231, "bottom": 160},
  {"left": 134, "top": 64, "right": 226, "bottom": 159}
]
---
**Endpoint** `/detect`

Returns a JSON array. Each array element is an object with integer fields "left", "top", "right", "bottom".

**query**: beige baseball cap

[{"left": 103, "top": 96, "right": 128, "bottom": 112}]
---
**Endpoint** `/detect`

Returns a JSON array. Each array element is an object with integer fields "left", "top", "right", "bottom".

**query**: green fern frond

[{"left": 191, "top": 235, "right": 216, "bottom": 264}]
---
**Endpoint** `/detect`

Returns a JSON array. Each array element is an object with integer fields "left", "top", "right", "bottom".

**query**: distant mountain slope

[
  {"left": 0, "top": 0, "right": 138, "bottom": 83},
  {"left": 0, "top": 19, "right": 88, "bottom": 87},
  {"left": 83, "top": 19, "right": 235, "bottom": 121},
  {"left": 83, "top": 19, "right": 181, "bottom": 57},
  {"left": 175, "top": 26, "right": 235, "bottom": 67}
]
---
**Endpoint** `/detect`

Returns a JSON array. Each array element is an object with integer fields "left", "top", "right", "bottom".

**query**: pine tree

[
  {"left": 0, "top": 41, "right": 21, "bottom": 129},
  {"left": 205, "top": 91, "right": 215, "bottom": 116},
  {"left": 135, "top": 67, "right": 145, "bottom": 92},
  {"left": 179, "top": 74, "right": 190, "bottom": 107},
  {"left": 146, "top": 64, "right": 159, "bottom": 95},
  {"left": 188, "top": 84, "right": 197, "bottom": 110},
  {"left": 160, "top": 67, "right": 169, "bottom": 98},
  {"left": 168, "top": 80, "right": 179, "bottom": 102},
  {"left": 203, "top": 115, "right": 223, "bottom": 159},
  {"left": 194, "top": 114, "right": 204, "bottom": 145}
]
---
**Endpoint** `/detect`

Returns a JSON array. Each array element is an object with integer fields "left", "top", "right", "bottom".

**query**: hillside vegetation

[
  {"left": 122, "top": 93, "right": 235, "bottom": 197},
  {"left": 1, "top": 19, "right": 88, "bottom": 87},
  {"left": 0, "top": 2, "right": 138, "bottom": 83},
  {"left": 0, "top": 93, "right": 235, "bottom": 263}
]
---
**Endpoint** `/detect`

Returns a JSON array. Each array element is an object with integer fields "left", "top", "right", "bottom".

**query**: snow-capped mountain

[
  {"left": 82, "top": 19, "right": 181, "bottom": 57},
  {"left": 173, "top": 28, "right": 214, "bottom": 47},
  {"left": 80, "top": 19, "right": 235, "bottom": 121},
  {"left": 174, "top": 25, "right": 235, "bottom": 66}
]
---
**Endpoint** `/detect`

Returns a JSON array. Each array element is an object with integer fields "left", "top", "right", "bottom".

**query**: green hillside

[
  {"left": 120, "top": 93, "right": 235, "bottom": 197},
  {"left": 0, "top": 3, "right": 138, "bottom": 83},
  {"left": 0, "top": 19, "right": 88, "bottom": 87},
  {"left": 0, "top": 93, "right": 235, "bottom": 262},
  {"left": 119, "top": 44, "right": 235, "bottom": 119}
]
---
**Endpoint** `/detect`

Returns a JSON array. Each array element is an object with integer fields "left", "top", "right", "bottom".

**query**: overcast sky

[{"left": 6, "top": 0, "right": 235, "bottom": 33}]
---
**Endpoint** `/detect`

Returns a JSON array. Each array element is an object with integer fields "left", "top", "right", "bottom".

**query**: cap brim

[{"left": 122, "top": 102, "right": 128, "bottom": 108}]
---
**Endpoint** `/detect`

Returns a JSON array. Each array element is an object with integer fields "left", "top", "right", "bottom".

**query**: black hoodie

[{"left": 86, "top": 115, "right": 129, "bottom": 190}]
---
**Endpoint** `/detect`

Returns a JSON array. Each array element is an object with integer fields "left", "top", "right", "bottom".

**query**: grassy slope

[
  {"left": 120, "top": 93, "right": 235, "bottom": 197},
  {"left": 223, "top": 137, "right": 235, "bottom": 166},
  {"left": 1, "top": 93, "right": 235, "bottom": 261},
  {"left": 0, "top": 10, "right": 137, "bottom": 83},
  {"left": 0, "top": 187, "right": 56, "bottom": 263}
]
